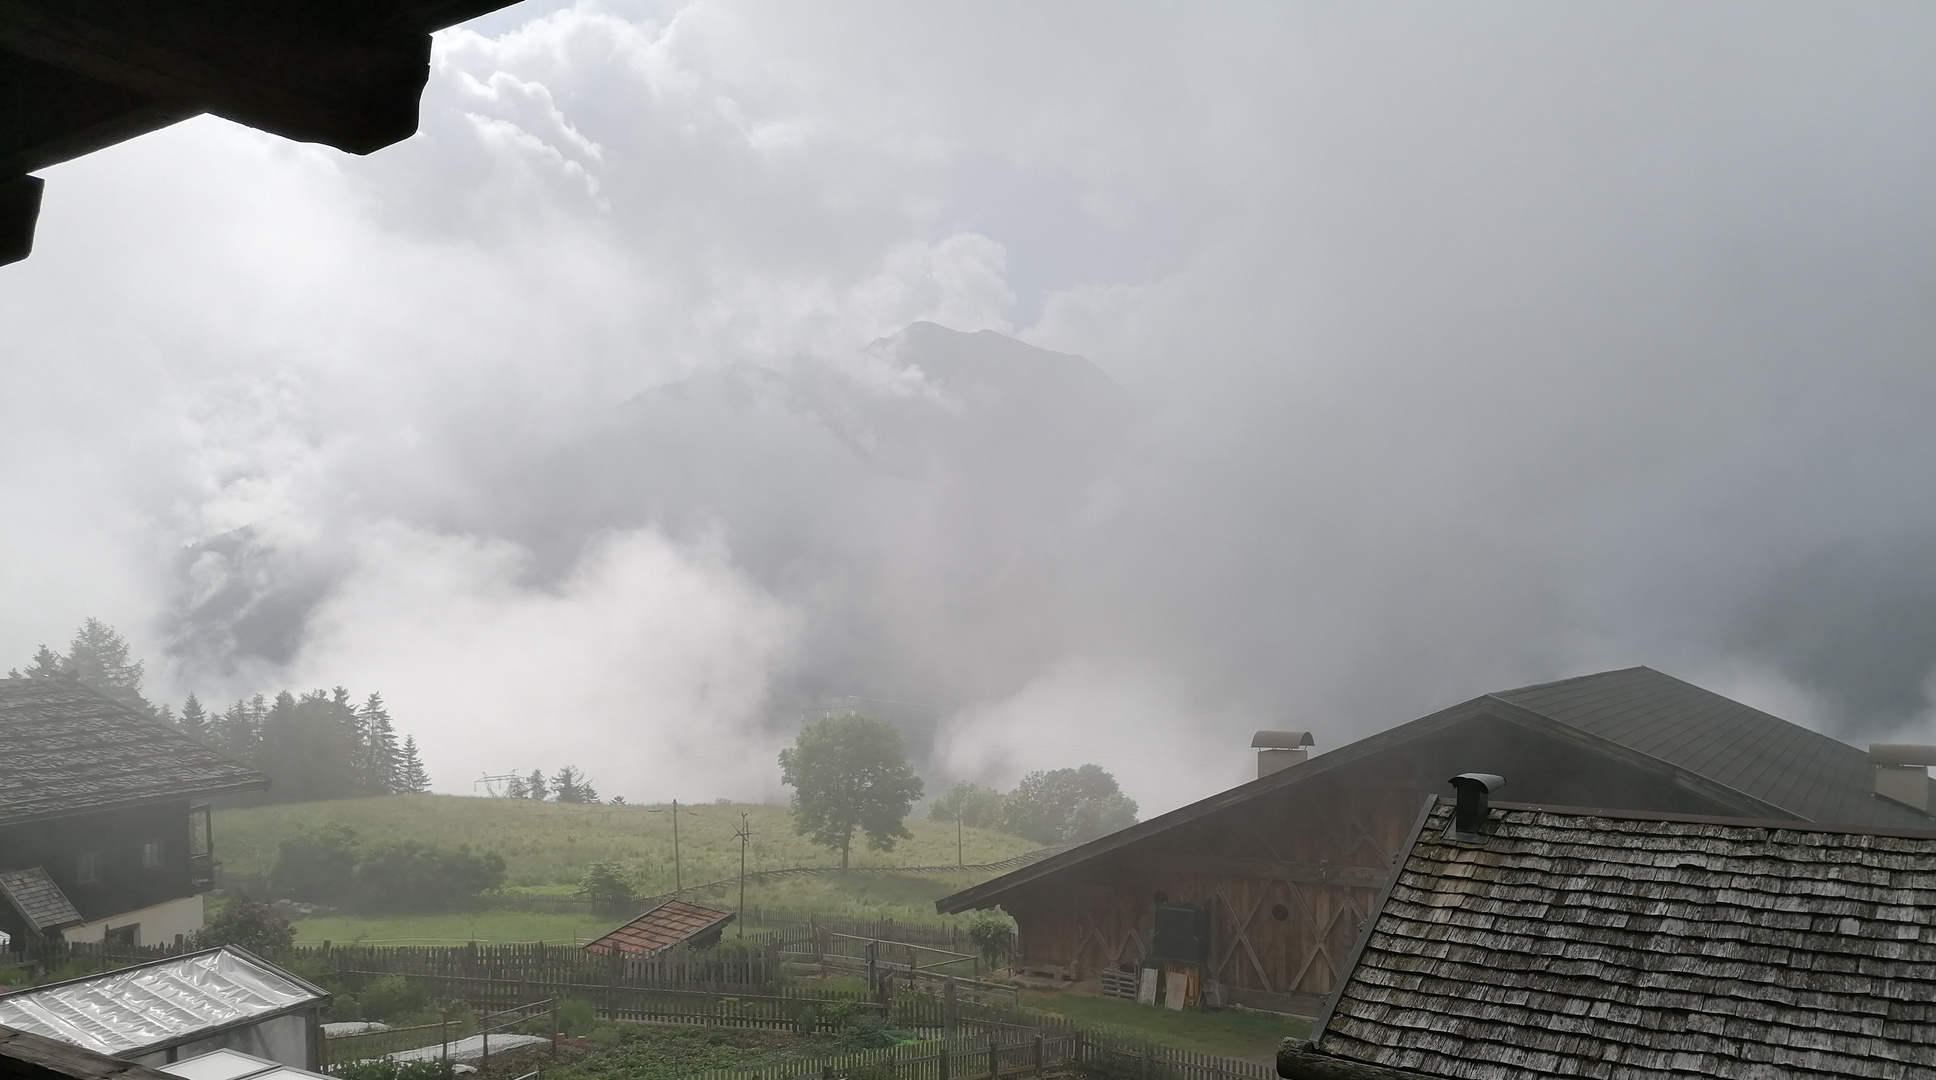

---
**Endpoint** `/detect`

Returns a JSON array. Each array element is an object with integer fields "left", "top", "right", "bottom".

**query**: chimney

[
  {"left": 1869, "top": 745, "right": 1936, "bottom": 813},
  {"left": 1252, "top": 730, "right": 1315, "bottom": 777},
  {"left": 1447, "top": 773, "right": 1505, "bottom": 841}
]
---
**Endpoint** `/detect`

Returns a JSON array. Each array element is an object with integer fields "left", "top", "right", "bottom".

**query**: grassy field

[
  {"left": 1017, "top": 990, "right": 1308, "bottom": 1062},
  {"left": 289, "top": 870, "right": 1006, "bottom": 944},
  {"left": 216, "top": 795, "right": 1039, "bottom": 891},
  {"left": 216, "top": 795, "right": 1036, "bottom": 942}
]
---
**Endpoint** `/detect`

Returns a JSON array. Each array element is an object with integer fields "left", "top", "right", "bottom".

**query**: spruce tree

[
  {"left": 552, "top": 766, "right": 598, "bottom": 804},
  {"left": 24, "top": 645, "right": 63, "bottom": 677},
  {"left": 397, "top": 737, "right": 431, "bottom": 793},
  {"left": 180, "top": 693, "right": 210, "bottom": 741},
  {"left": 358, "top": 693, "right": 400, "bottom": 794},
  {"left": 505, "top": 774, "right": 529, "bottom": 799},
  {"left": 63, "top": 618, "right": 156, "bottom": 715},
  {"left": 212, "top": 696, "right": 266, "bottom": 763},
  {"left": 525, "top": 769, "right": 548, "bottom": 801}
]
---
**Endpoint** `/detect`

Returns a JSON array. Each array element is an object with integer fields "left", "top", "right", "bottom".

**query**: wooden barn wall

[
  {"left": 994, "top": 709, "right": 1759, "bottom": 1010},
  {"left": 1005, "top": 774, "right": 1422, "bottom": 1007}
]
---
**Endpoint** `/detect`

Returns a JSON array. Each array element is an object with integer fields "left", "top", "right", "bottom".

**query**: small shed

[
  {"left": 583, "top": 899, "right": 736, "bottom": 959},
  {"left": 1279, "top": 793, "right": 1936, "bottom": 1080},
  {"left": 0, "top": 947, "right": 329, "bottom": 1070}
]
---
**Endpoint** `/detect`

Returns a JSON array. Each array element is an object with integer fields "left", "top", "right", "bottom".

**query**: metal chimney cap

[
  {"left": 1251, "top": 730, "right": 1315, "bottom": 749},
  {"left": 1869, "top": 745, "right": 1936, "bottom": 767},
  {"left": 1448, "top": 773, "right": 1506, "bottom": 793}
]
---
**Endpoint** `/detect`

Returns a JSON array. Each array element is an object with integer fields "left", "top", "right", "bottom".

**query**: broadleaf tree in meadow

[
  {"left": 927, "top": 781, "right": 1008, "bottom": 828},
  {"left": 778, "top": 714, "right": 924, "bottom": 868},
  {"left": 1001, "top": 764, "right": 1138, "bottom": 844}
]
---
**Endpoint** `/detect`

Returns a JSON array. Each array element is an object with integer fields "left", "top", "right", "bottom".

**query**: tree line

[
  {"left": 778, "top": 713, "right": 1141, "bottom": 865},
  {"left": 499, "top": 764, "right": 602, "bottom": 802},
  {"left": 9, "top": 618, "right": 431, "bottom": 803},
  {"left": 926, "top": 764, "right": 1138, "bottom": 844}
]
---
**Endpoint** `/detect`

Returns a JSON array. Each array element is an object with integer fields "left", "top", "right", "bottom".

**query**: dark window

[
  {"left": 1271, "top": 904, "right": 1290, "bottom": 922},
  {"left": 1153, "top": 890, "right": 1168, "bottom": 904},
  {"left": 189, "top": 804, "right": 212, "bottom": 857},
  {"left": 76, "top": 851, "right": 102, "bottom": 885},
  {"left": 103, "top": 924, "right": 138, "bottom": 947},
  {"left": 142, "top": 840, "right": 164, "bottom": 870}
]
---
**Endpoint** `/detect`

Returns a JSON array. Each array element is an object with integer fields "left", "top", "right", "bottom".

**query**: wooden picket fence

[{"left": 677, "top": 1031, "right": 1076, "bottom": 1080}]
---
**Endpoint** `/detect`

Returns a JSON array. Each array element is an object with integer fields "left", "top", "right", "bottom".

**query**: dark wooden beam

[
  {"left": 0, "top": 173, "right": 39, "bottom": 266},
  {"left": 1277, "top": 1041, "right": 1444, "bottom": 1080},
  {"left": 0, "top": 50, "right": 192, "bottom": 176},
  {"left": 0, "top": 1, "right": 431, "bottom": 155},
  {"left": 0, "top": 1025, "right": 180, "bottom": 1080}
]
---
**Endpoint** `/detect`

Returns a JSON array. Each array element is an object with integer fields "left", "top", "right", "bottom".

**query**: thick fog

[{"left": 3, "top": 2, "right": 1934, "bottom": 812}]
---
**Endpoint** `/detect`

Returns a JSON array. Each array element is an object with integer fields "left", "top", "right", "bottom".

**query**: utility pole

[
  {"left": 649, "top": 799, "right": 683, "bottom": 894},
  {"left": 734, "top": 812, "right": 751, "bottom": 937}
]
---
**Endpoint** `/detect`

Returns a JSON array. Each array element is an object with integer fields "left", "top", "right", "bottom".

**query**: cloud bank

[{"left": 3, "top": 1, "right": 1936, "bottom": 812}]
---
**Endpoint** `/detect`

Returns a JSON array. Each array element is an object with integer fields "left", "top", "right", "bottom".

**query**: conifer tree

[
  {"left": 505, "top": 774, "right": 529, "bottom": 799},
  {"left": 358, "top": 693, "right": 401, "bottom": 794},
  {"left": 64, "top": 618, "right": 155, "bottom": 714},
  {"left": 212, "top": 696, "right": 267, "bottom": 763},
  {"left": 179, "top": 693, "right": 210, "bottom": 741},
  {"left": 397, "top": 737, "right": 432, "bottom": 793},
  {"left": 24, "top": 644, "right": 63, "bottom": 677},
  {"left": 525, "top": 769, "right": 548, "bottom": 801},
  {"left": 552, "top": 766, "right": 598, "bottom": 804}
]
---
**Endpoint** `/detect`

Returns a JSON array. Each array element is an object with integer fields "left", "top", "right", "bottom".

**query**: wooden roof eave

[{"left": 0, "top": 776, "right": 270, "bottom": 828}]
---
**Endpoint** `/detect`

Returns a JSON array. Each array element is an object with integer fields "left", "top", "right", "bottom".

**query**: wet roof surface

[
  {"left": 0, "top": 868, "right": 83, "bottom": 932},
  {"left": 583, "top": 899, "right": 735, "bottom": 958},
  {"left": 1496, "top": 666, "right": 1932, "bottom": 829},
  {"left": 0, "top": 948, "right": 324, "bottom": 1056},
  {"left": 1320, "top": 802, "right": 1936, "bottom": 1079},
  {"left": 0, "top": 679, "right": 266, "bottom": 824}
]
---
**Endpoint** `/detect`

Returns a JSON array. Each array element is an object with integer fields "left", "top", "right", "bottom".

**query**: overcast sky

[{"left": 4, "top": 1, "right": 1935, "bottom": 814}]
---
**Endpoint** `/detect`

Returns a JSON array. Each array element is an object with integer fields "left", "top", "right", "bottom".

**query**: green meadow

[{"left": 215, "top": 795, "right": 1039, "bottom": 941}]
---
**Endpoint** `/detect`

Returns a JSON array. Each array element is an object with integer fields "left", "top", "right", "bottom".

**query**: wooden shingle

[
  {"left": 0, "top": 679, "right": 265, "bottom": 825},
  {"left": 1298, "top": 802, "right": 1936, "bottom": 1080},
  {"left": 582, "top": 899, "right": 735, "bottom": 958}
]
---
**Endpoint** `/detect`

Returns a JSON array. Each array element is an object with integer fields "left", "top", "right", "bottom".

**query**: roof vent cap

[
  {"left": 1253, "top": 731, "right": 1315, "bottom": 778},
  {"left": 1251, "top": 730, "right": 1314, "bottom": 749},
  {"left": 1447, "top": 773, "right": 1505, "bottom": 842}
]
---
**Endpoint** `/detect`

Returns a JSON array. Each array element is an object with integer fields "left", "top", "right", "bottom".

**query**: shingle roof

[
  {"left": 0, "top": 679, "right": 266, "bottom": 825},
  {"left": 1495, "top": 666, "right": 1923, "bottom": 829},
  {"left": 0, "top": 868, "right": 83, "bottom": 933},
  {"left": 582, "top": 900, "right": 735, "bottom": 958},
  {"left": 1306, "top": 801, "right": 1936, "bottom": 1080}
]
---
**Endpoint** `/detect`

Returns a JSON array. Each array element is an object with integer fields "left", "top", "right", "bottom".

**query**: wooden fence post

[
  {"left": 1032, "top": 1035, "right": 1043, "bottom": 1076},
  {"left": 1142, "top": 1044, "right": 1152, "bottom": 1080},
  {"left": 939, "top": 1042, "right": 950, "bottom": 1080},
  {"left": 988, "top": 1035, "right": 998, "bottom": 1080}
]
